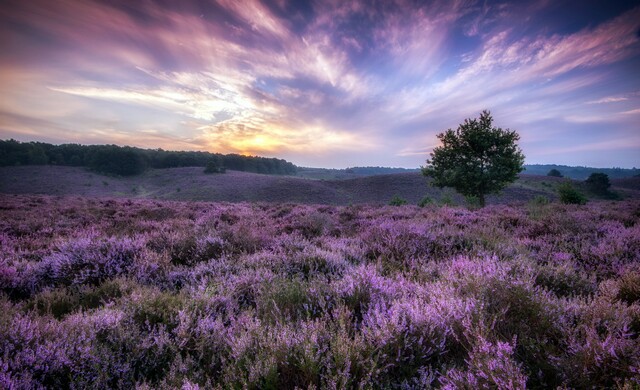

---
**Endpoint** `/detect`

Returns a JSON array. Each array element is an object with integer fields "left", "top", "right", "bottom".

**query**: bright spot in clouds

[{"left": 0, "top": 0, "right": 639, "bottom": 168}]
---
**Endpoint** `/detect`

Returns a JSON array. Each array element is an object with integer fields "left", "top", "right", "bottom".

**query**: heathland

[
  {"left": 1, "top": 191, "right": 639, "bottom": 388},
  {"left": 2, "top": 165, "right": 640, "bottom": 206},
  {"left": 1, "top": 138, "right": 639, "bottom": 388}
]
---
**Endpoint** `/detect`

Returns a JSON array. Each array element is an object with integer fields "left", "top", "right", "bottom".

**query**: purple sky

[{"left": 1, "top": 0, "right": 639, "bottom": 168}]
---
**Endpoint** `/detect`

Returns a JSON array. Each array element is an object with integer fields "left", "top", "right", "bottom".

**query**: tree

[
  {"left": 547, "top": 168, "right": 563, "bottom": 177},
  {"left": 204, "top": 155, "right": 226, "bottom": 174},
  {"left": 422, "top": 110, "right": 525, "bottom": 207},
  {"left": 585, "top": 172, "right": 610, "bottom": 195}
]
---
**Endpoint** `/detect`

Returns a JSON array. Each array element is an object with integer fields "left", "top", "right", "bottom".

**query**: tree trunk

[{"left": 479, "top": 194, "right": 486, "bottom": 207}]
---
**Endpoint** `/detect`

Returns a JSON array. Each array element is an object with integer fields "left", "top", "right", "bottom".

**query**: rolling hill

[{"left": 2, "top": 165, "right": 638, "bottom": 205}]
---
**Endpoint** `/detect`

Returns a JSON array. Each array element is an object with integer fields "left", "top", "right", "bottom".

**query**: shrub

[
  {"left": 465, "top": 195, "right": 482, "bottom": 209},
  {"left": 440, "top": 194, "right": 455, "bottom": 206},
  {"left": 388, "top": 195, "right": 408, "bottom": 206},
  {"left": 558, "top": 182, "right": 587, "bottom": 205},
  {"left": 42, "top": 236, "right": 143, "bottom": 287},
  {"left": 441, "top": 336, "right": 527, "bottom": 389},
  {"left": 417, "top": 196, "right": 433, "bottom": 207},
  {"left": 585, "top": 172, "right": 611, "bottom": 194},
  {"left": 615, "top": 271, "right": 640, "bottom": 304},
  {"left": 530, "top": 195, "right": 550, "bottom": 205},
  {"left": 547, "top": 168, "right": 563, "bottom": 177}
]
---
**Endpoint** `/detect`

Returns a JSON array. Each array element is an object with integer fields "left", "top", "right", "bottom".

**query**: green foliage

[
  {"left": 89, "top": 145, "right": 146, "bottom": 176},
  {"left": 422, "top": 110, "right": 525, "bottom": 207},
  {"left": 204, "top": 156, "right": 226, "bottom": 174},
  {"left": 0, "top": 139, "right": 297, "bottom": 176},
  {"left": 558, "top": 182, "right": 587, "bottom": 205},
  {"left": 585, "top": 172, "right": 611, "bottom": 195},
  {"left": 388, "top": 195, "right": 408, "bottom": 206},
  {"left": 417, "top": 196, "right": 433, "bottom": 207},
  {"left": 531, "top": 195, "right": 550, "bottom": 205},
  {"left": 547, "top": 168, "right": 563, "bottom": 177},
  {"left": 440, "top": 194, "right": 455, "bottom": 206},
  {"left": 465, "top": 195, "right": 482, "bottom": 209}
]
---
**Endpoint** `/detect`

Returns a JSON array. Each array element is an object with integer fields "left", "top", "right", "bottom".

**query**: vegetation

[
  {"left": 1, "top": 194, "right": 639, "bottom": 388},
  {"left": 558, "top": 182, "right": 588, "bottom": 205},
  {"left": 388, "top": 195, "right": 408, "bottom": 206},
  {"left": 0, "top": 139, "right": 297, "bottom": 176},
  {"left": 547, "top": 168, "right": 563, "bottom": 177},
  {"left": 525, "top": 164, "right": 640, "bottom": 180},
  {"left": 417, "top": 195, "right": 434, "bottom": 207},
  {"left": 585, "top": 172, "right": 611, "bottom": 195},
  {"left": 422, "top": 110, "right": 525, "bottom": 207},
  {"left": 203, "top": 156, "right": 226, "bottom": 174}
]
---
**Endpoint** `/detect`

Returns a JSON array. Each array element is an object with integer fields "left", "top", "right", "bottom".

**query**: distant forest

[
  {"left": 523, "top": 164, "right": 639, "bottom": 180},
  {"left": 0, "top": 140, "right": 297, "bottom": 176}
]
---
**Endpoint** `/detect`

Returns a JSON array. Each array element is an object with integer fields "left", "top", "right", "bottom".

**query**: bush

[
  {"left": 388, "top": 195, "right": 408, "bottom": 206},
  {"left": 585, "top": 172, "right": 610, "bottom": 194},
  {"left": 465, "top": 195, "right": 482, "bottom": 209},
  {"left": 417, "top": 196, "right": 433, "bottom": 207},
  {"left": 558, "top": 182, "right": 587, "bottom": 205},
  {"left": 530, "top": 195, "right": 550, "bottom": 205},
  {"left": 547, "top": 168, "right": 563, "bottom": 177}
]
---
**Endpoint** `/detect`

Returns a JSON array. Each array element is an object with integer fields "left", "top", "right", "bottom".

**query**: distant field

[{"left": 2, "top": 165, "right": 637, "bottom": 205}]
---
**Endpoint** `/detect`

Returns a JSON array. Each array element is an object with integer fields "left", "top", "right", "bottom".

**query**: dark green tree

[
  {"left": 422, "top": 110, "right": 525, "bottom": 207},
  {"left": 547, "top": 168, "right": 563, "bottom": 177},
  {"left": 204, "top": 155, "right": 226, "bottom": 174},
  {"left": 585, "top": 172, "right": 611, "bottom": 195}
]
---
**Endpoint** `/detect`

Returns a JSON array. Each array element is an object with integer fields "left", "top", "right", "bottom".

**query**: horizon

[{"left": 1, "top": 1, "right": 639, "bottom": 169}]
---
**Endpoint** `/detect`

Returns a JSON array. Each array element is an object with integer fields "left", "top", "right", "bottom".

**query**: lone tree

[
  {"left": 585, "top": 172, "right": 610, "bottom": 195},
  {"left": 422, "top": 110, "right": 525, "bottom": 207}
]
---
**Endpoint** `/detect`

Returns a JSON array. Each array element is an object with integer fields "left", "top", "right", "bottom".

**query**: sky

[{"left": 1, "top": 0, "right": 639, "bottom": 169}]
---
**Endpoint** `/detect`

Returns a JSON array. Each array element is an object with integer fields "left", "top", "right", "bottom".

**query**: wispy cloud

[{"left": 1, "top": 0, "right": 639, "bottom": 167}]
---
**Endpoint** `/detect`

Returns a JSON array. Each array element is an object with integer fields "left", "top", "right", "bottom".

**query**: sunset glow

[{"left": 1, "top": 0, "right": 639, "bottom": 167}]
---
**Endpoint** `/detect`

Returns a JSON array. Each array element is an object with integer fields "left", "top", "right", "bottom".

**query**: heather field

[
  {"left": 1, "top": 194, "right": 640, "bottom": 389},
  {"left": 6, "top": 166, "right": 640, "bottom": 206}
]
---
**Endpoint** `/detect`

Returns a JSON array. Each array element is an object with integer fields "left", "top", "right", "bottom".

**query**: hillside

[
  {"left": 522, "top": 164, "right": 639, "bottom": 179},
  {"left": 2, "top": 165, "right": 638, "bottom": 205}
]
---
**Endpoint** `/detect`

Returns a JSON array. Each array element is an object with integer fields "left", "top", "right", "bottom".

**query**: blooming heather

[{"left": 0, "top": 194, "right": 639, "bottom": 388}]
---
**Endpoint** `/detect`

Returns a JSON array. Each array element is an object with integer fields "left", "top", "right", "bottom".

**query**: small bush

[
  {"left": 616, "top": 271, "right": 640, "bottom": 304},
  {"left": 558, "top": 182, "right": 587, "bottom": 205},
  {"left": 530, "top": 195, "right": 550, "bottom": 205},
  {"left": 465, "top": 195, "right": 482, "bottom": 209},
  {"left": 388, "top": 195, "right": 408, "bottom": 206},
  {"left": 440, "top": 194, "right": 455, "bottom": 206},
  {"left": 417, "top": 196, "right": 433, "bottom": 207}
]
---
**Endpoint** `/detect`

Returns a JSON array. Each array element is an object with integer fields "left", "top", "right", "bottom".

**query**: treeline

[
  {"left": 345, "top": 166, "right": 420, "bottom": 175},
  {"left": 524, "top": 164, "right": 639, "bottom": 180},
  {"left": 0, "top": 140, "right": 297, "bottom": 176}
]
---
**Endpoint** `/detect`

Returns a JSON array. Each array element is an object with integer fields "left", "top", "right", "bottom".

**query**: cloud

[
  {"left": 1, "top": 1, "right": 639, "bottom": 167},
  {"left": 621, "top": 108, "right": 640, "bottom": 115},
  {"left": 587, "top": 96, "right": 629, "bottom": 104}
]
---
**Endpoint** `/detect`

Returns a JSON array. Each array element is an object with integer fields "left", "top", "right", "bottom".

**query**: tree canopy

[
  {"left": 547, "top": 168, "right": 563, "bottom": 177},
  {"left": 585, "top": 172, "right": 611, "bottom": 195},
  {"left": 0, "top": 140, "right": 297, "bottom": 176},
  {"left": 422, "top": 110, "right": 525, "bottom": 206}
]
